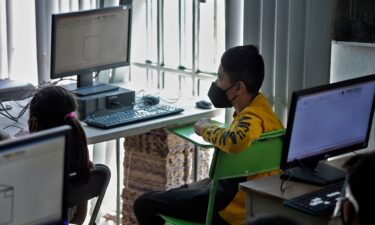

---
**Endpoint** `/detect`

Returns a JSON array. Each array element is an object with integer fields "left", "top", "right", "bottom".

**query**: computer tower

[{"left": 75, "top": 87, "right": 135, "bottom": 120}]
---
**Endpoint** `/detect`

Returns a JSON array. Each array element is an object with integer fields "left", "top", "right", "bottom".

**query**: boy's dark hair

[
  {"left": 221, "top": 45, "right": 264, "bottom": 94},
  {"left": 344, "top": 152, "right": 375, "bottom": 225},
  {"left": 29, "top": 85, "right": 90, "bottom": 184},
  {"left": 246, "top": 214, "right": 308, "bottom": 225}
]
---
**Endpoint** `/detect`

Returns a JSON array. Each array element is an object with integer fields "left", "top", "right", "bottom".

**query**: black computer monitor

[
  {"left": 280, "top": 74, "right": 375, "bottom": 185},
  {"left": 0, "top": 126, "right": 71, "bottom": 225},
  {"left": 50, "top": 6, "right": 131, "bottom": 95}
]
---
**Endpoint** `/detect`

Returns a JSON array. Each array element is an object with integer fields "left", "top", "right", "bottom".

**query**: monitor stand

[
  {"left": 280, "top": 161, "right": 346, "bottom": 186},
  {"left": 64, "top": 73, "right": 119, "bottom": 97}
]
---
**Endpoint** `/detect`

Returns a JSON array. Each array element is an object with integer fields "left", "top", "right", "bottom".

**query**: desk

[
  {"left": 239, "top": 157, "right": 351, "bottom": 225},
  {"left": 84, "top": 105, "right": 221, "bottom": 144},
  {"left": 1, "top": 100, "right": 222, "bottom": 224},
  {"left": 85, "top": 105, "right": 221, "bottom": 224}
]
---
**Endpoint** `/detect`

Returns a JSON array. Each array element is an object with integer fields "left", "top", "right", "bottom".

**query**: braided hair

[{"left": 29, "top": 85, "right": 91, "bottom": 184}]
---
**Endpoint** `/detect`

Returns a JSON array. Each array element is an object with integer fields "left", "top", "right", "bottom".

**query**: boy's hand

[{"left": 194, "top": 118, "right": 211, "bottom": 136}]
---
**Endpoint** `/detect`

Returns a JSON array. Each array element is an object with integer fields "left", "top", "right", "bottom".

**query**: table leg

[
  {"left": 194, "top": 145, "right": 199, "bottom": 181},
  {"left": 116, "top": 138, "right": 120, "bottom": 225}
]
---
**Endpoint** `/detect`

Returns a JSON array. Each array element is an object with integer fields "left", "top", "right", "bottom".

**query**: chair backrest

[
  {"left": 67, "top": 164, "right": 111, "bottom": 225},
  {"left": 205, "top": 129, "right": 285, "bottom": 225}
]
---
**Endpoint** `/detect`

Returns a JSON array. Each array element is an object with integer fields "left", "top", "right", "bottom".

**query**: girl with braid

[{"left": 29, "top": 85, "right": 92, "bottom": 224}]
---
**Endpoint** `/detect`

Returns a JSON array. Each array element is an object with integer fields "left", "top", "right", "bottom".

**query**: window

[
  {"left": 0, "top": 0, "right": 37, "bottom": 83},
  {"left": 131, "top": 0, "right": 225, "bottom": 98},
  {"left": 0, "top": 0, "right": 99, "bottom": 84}
]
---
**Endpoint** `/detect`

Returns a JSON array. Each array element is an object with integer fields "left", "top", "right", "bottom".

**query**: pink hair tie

[{"left": 64, "top": 111, "right": 75, "bottom": 120}]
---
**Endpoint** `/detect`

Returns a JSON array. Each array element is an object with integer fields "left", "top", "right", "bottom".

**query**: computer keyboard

[
  {"left": 283, "top": 181, "right": 344, "bottom": 217},
  {"left": 84, "top": 104, "right": 184, "bottom": 129}
]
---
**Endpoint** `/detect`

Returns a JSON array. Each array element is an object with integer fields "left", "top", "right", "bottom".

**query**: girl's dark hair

[
  {"left": 29, "top": 85, "right": 91, "bottom": 184},
  {"left": 344, "top": 152, "right": 375, "bottom": 225},
  {"left": 221, "top": 45, "right": 264, "bottom": 94}
]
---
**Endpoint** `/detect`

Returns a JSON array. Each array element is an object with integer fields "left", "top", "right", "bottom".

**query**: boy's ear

[{"left": 237, "top": 81, "right": 247, "bottom": 92}]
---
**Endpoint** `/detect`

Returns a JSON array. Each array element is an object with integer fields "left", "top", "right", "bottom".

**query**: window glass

[
  {"left": 147, "top": 0, "right": 158, "bottom": 63},
  {"left": 131, "top": 0, "right": 148, "bottom": 63},
  {"left": 9, "top": 0, "right": 38, "bottom": 84},
  {"left": 181, "top": 0, "right": 193, "bottom": 69},
  {"left": 163, "top": 0, "right": 180, "bottom": 68},
  {"left": 130, "top": 0, "right": 223, "bottom": 98},
  {"left": 199, "top": 0, "right": 225, "bottom": 73}
]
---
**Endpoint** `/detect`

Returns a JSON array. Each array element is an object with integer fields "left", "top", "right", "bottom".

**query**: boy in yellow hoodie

[{"left": 134, "top": 45, "right": 283, "bottom": 225}]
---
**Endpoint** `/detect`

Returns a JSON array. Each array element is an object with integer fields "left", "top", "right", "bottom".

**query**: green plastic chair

[{"left": 161, "top": 129, "right": 285, "bottom": 225}]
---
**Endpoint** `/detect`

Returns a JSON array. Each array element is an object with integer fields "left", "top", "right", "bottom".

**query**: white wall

[{"left": 330, "top": 43, "right": 375, "bottom": 151}]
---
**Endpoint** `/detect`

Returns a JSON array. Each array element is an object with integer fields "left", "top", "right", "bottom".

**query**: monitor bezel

[
  {"left": 50, "top": 5, "right": 132, "bottom": 79},
  {"left": 0, "top": 126, "right": 71, "bottom": 225},
  {"left": 280, "top": 74, "right": 375, "bottom": 170}
]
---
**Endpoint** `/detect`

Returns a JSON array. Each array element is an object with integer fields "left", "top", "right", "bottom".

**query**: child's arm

[{"left": 195, "top": 115, "right": 263, "bottom": 154}]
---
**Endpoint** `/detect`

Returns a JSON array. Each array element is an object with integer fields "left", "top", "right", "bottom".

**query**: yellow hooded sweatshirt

[{"left": 199, "top": 93, "right": 284, "bottom": 225}]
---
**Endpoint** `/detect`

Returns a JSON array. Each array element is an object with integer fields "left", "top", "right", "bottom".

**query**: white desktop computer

[{"left": 50, "top": 6, "right": 135, "bottom": 119}]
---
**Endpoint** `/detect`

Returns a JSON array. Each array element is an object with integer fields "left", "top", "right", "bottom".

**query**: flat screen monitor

[
  {"left": 0, "top": 126, "right": 71, "bottom": 225},
  {"left": 280, "top": 74, "right": 375, "bottom": 185},
  {"left": 51, "top": 6, "right": 131, "bottom": 96}
]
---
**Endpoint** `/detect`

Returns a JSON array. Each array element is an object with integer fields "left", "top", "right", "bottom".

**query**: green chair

[{"left": 162, "top": 128, "right": 285, "bottom": 225}]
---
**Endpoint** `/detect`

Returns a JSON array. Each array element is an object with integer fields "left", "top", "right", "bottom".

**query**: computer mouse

[
  {"left": 196, "top": 100, "right": 212, "bottom": 109},
  {"left": 142, "top": 95, "right": 160, "bottom": 106}
]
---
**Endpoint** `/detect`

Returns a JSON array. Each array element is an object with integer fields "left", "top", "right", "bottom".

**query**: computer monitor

[
  {"left": 280, "top": 74, "right": 375, "bottom": 185},
  {"left": 0, "top": 126, "right": 71, "bottom": 225},
  {"left": 50, "top": 6, "right": 131, "bottom": 96}
]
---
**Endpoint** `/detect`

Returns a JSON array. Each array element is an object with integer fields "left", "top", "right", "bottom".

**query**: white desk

[
  {"left": 84, "top": 104, "right": 221, "bottom": 144},
  {"left": 84, "top": 105, "right": 221, "bottom": 224}
]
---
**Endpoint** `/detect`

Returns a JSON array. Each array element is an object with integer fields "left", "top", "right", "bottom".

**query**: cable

[
  {"left": 280, "top": 170, "right": 293, "bottom": 192},
  {"left": 159, "top": 96, "right": 180, "bottom": 104},
  {"left": 0, "top": 100, "right": 30, "bottom": 122},
  {"left": 3, "top": 124, "right": 24, "bottom": 130},
  {"left": 135, "top": 89, "right": 145, "bottom": 97},
  {"left": 93, "top": 71, "right": 101, "bottom": 79}
]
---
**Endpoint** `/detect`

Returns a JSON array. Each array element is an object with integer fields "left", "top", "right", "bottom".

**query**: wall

[
  {"left": 243, "top": 0, "right": 332, "bottom": 125},
  {"left": 330, "top": 43, "right": 375, "bottom": 151}
]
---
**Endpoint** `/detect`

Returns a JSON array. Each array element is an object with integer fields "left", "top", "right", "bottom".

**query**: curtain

[{"left": 243, "top": 0, "right": 333, "bottom": 124}]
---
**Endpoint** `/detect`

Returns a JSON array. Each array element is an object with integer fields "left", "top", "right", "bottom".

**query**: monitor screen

[
  {"left": 281, "top": 74, "right": 375, "bottom": 185},
  {"left": 51, "top": 6, "right": 131, "bottom": 80},
  {"left": 0, "top": 126, "right": 70, "bottom": 225}
]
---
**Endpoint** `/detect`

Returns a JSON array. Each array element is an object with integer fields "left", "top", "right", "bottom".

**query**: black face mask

[{"left": 208, "top": 82, "right": 237, "bottom": 108}]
